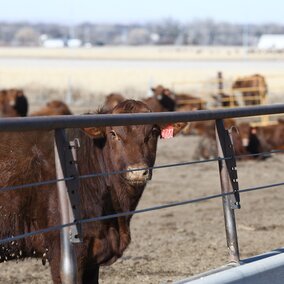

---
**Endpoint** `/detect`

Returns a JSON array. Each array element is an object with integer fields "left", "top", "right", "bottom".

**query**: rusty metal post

[
  {"left": 217, "top": 72, "right": 223, "bottom": 95},
  {"left": 215, "top": 119, "right": 240, "bottom": 264},
  {"left": 217, "top": 71, "right": 224, "bottom": 107},
  {"left": 54, "top": 128, "right": 82, "bottom": 284}
]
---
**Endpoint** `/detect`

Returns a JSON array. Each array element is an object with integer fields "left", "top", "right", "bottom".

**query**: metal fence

[{"left": 1, "top": 104, "right": 284, "bottom": 283}]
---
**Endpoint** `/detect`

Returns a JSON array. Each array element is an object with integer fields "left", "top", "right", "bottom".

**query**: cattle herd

[{"left": 0, "top": 73, "right": 282, "bottom": 284}]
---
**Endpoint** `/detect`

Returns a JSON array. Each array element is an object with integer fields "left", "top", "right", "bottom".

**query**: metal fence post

[
  {"left": 215, "top": 119, "right": 240, "bottom": 264},
  {"left": 54, "top": 128, "right": 82, "bottom": 284}
]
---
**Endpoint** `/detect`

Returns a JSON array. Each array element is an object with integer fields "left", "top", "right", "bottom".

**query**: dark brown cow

[
  {"left": 103, "top": 93, "right": 125, "bottom": 112},
  {"left": 0, "top": 100, "right": 185, "bottom": 284},
  {"left": 147, "top": 85, "right": 205, "bottom": 112},
  {"left": 212, "top": 93, "right": 239, "bottom": 108},
  {"left": 184, "top": 118, "right": 236, "bottom": 136},
  {"left": 175, "top": 93, "right": 206, "bottom": 111},
  {"left": 232, "top": 74, "right": 267, "bottom": 105},
  {"left": 0, "top": 89, "right": 28, "bottom": 117},
  {"left": 239, "top": 122, "right": 284, "bottom": 155},
  {"left": 31, "top": 100, "right": 72, "bottom": 116},
  {"left": 191, "top": 119, "right": 251, "bottom": 160},
  {"left": 143, "top": 85, "right": 176, "bottom": 112}
]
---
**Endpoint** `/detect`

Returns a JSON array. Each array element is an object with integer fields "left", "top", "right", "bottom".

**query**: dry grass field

[{"left": 0, "top": 47, "right": 283, "bottom": 114}]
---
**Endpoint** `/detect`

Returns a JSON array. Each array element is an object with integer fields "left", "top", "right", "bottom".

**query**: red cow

[
  {"left": 147, "top": 85, "right": 205, "bottom": 112},
  {"left": 31, "top": 100, "right": 72, "bottom": 116},
  {"left": 212, "top": 93, "right": 239, "bottom": 108},
  {"left": 143, "top": 85, "right": 176, "bottom": 112},
  {"left": 102, "top": 93, "right": 125, "bottom": 112},
  {"left": 232, "top": 74, "right": 267, "bottom": 105},
  {"left": 0, "top": 100, "right": 185, "bottom": 284},
  {"left": 0, "top": 89, "right": 28, "bottom": 117}
]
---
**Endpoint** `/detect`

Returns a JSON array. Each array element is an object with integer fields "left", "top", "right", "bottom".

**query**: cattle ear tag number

[{"left": 161, "top": 125, "right": 174, "bottom": 139}]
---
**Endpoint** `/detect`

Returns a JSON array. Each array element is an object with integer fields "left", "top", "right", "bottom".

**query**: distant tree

[
  {"left": 127, "top": 28, "right": 150, "bottom": 45},
  {"left": 152, "top": 18, "right": 182, "bottom": 44},
  {"left": 13, "top": 27, "right": 40, "bottom": 46},
  {"left": 1, "top": 20, "right": 284, "bottom": 47}
]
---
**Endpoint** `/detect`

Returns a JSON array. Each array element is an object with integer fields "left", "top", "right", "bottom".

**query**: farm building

[{"left": 257, "top": 34, "right": 284, "bottom": 51}]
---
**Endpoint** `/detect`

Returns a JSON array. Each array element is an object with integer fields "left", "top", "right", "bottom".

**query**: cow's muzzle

[{"left": 125, "top": 164, "right": 151, "bottom": 185}]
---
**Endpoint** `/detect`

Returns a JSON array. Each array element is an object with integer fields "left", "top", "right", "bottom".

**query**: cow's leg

[
  {"left": 82, "top": 264, "right": 100, "bottom": 284},
  {"left": 47, "top": 238, "right": 62, "bottom": 284}
]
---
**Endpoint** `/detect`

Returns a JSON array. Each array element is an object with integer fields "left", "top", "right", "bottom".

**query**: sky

[{"left": 1, "top": 0, "right": 284, "bottom": 25}]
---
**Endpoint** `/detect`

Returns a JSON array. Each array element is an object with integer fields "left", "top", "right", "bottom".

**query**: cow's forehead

[{"left": 109, "top": 124, "right": 154, "bottom": 139}]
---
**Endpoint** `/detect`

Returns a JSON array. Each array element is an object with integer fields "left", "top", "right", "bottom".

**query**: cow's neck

[{"left": 100, "top": 146, "right": 146, "bottom": 214}]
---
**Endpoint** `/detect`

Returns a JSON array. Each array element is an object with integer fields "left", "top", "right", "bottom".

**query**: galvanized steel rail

[{"left": 0, "top": 104, "right": 284, "bottom": 131}]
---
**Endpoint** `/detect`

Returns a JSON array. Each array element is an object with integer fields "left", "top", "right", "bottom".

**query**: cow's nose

[{"left": 126, "top": 164, "right": 150, "bottom": 184}]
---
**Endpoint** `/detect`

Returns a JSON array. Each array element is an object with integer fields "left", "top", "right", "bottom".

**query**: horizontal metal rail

[{"left": 0, "top": 104, "right": 284, "bottom": 132}]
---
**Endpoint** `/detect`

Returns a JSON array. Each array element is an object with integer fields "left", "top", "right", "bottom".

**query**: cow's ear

[
  {"left": 82, "top": 127, "right": 105, "bottom": 139},
  {"left": 160, "top": 122, "right": 187, "bottom": 139},
  {"left": 172, "top": 122, "right": 187, "bottom": 136}
]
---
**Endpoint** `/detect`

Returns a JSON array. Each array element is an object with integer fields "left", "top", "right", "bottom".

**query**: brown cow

[
  {"left": 103, "top": 93, "right": 125, "bottom": 112},
  {"left": 175, "top": 93, "right": 206, "bottom": 111},
  {"left": 0, "top": 89, "right": 28, "bottom": 117},
  {"left": 240, "top": 122, "right": 284, "bottom": 155},
  {"left": 143, "top": 85, "right": 176, "bottom": 112},
  {"left": 0, "top": 100, "right": 185, "bottom": 284},
  {"left": 212, "top": 93, "right": 239, "bottom": 108},
  {"left": 232, "top": 74, "right": 267, "bottom": 105},
  {"left": 31, "top": 100, "right": 72, "bottom": 116},
  {"left": 191, "top": 119, "right": 251, "bottom": 160},
  {"left": 147, "top": 85, "right": 205, "bottom": 112}
]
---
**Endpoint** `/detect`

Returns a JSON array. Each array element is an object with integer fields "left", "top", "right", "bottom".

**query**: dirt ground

[{"left": 1, "top": 132, "right": 284, "bottom": 284}]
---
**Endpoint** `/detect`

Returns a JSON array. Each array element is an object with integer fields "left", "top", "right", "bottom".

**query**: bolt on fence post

[
  {"left": 54, "top": 129, "right": 78, "bottom": 284},
  {"left": 215, "top": 119, "right": 240, "bottom": 264}
]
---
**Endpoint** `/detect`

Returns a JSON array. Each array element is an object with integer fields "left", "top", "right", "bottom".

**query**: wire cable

[{"left": 0, "top": 180, "right": 284, "bottom": 245}]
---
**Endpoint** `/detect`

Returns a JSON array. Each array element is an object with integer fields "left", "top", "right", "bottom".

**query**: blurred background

[{"left": 1, "top": 0, "right": 284, "bottom": 114}]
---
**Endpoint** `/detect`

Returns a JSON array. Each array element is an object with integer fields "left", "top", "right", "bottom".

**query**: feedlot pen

[{"left": 0, "top": 105, "right": 284, "bottom": 283}]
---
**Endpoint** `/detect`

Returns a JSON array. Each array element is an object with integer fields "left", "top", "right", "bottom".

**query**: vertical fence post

[
  {"left": 217, "top": 71, "right": 224, "bottom": 107},
  {"left": 54, "top": 128, "right": 82, "bottom": 284},
  {"left": 215, "top": 119, "right": 240, "bottom": 264}
]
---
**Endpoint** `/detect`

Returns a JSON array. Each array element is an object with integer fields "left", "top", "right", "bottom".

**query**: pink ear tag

[{"left": 161, "top": 125, "right": 174, "bottom": 139}]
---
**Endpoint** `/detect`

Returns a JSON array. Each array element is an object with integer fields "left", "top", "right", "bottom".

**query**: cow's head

[
  {"left": 151, "top": 85, "right": 176, "bottom": 111},
  {"left": 32, "top": 100, "right": 72, "bottom": 116},
  {"left": 232, "top": 78, "right": 244, "bottom": 90},
  {"left": 7, "top": 89, "right": 28, "bottom": 117},
  {"left": 83, "top": 100, "right": 185, "bottom": 187},
  {"left": 103, "top": 93, "right": 125, "bottom": 112},
  {"left": 0, "top": 89, "right": 28, "bottom": 117}
]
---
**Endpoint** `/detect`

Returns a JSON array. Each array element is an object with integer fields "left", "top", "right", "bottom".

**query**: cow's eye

[
  {"left": 151, "top": 126, "right": 160, "bottom": 136},
  {"left": 110, "top": 130, "right": 117, "bottom": 139}
]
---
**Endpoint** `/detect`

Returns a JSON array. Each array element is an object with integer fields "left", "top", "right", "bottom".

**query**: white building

[
  {"left": 257, "top": 34, "right": 284, "bottom": 51},
  {"left": 67, "top": 38, "right": 82, "bottom": 48},
  {"left": 42, "top": 39, "right": 65, "bottom": 48}
]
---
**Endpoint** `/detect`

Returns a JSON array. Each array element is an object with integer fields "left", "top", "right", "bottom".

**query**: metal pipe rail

[{"left": 0, "top": 104, "right": 284, "bottom": 131}]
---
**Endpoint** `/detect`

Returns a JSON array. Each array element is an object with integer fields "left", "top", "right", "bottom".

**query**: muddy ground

[{"left": 1, "top": 132, "right": 284, "bottom": 283}]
